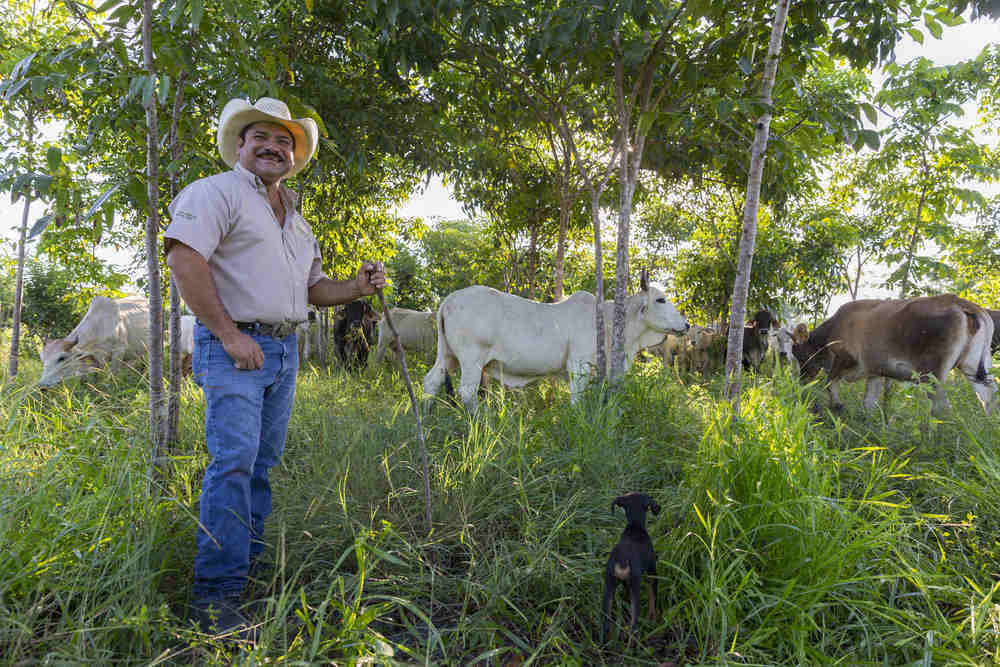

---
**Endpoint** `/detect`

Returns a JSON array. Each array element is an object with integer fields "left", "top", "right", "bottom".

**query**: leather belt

[{"left": 234, "top": 321, "right": 300, "bottom": 338}]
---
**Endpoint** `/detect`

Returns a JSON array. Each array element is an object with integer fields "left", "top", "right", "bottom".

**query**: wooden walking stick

[{"left": 368, "top": 266, "right": 433, "bottom": 532}]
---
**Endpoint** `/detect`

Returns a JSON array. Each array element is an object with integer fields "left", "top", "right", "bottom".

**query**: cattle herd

[{"left": 31, "top": 285, "right": 1000, "bottom": 417}]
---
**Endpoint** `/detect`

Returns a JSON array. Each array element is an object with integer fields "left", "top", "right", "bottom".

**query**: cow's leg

[
  {"left": 827, "top": 379, "right": 845, "bottom": 413},
  {"left": 422, "top": 359, "right": 448, "bottom": 400},
  {"left": 863, "top": 377, "right": 885, "bottom": 413},
  {"left": 929, "top": 373, "right": 953, "bottom": 417},
  {"left": 456, "top": 357, "right": 485, "bottom": 413},
  {"left": 568, "top": 363, "right": 589, "bottom": 403}
]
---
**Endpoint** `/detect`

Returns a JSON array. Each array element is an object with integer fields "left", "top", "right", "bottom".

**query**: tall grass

[{"left": 2, "top": 341, "right": 1000, "bottom": 664}]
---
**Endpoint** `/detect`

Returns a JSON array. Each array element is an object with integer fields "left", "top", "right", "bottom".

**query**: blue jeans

[{"left": 191, "top": 323, "right": 298, "bottom": 601}]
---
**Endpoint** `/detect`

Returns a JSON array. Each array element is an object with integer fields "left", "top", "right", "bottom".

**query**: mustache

[{"left": 255, "top": 150, "right": 285, "bottom": 162}]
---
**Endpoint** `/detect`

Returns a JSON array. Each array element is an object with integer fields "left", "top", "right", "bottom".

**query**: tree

[{"left": 865, "top": 54, "right": 997, "bottom": 297}]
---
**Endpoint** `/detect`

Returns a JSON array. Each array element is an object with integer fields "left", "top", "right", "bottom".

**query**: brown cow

[{"left": 791, "top": 295, "right": 996, "bottom": 416}]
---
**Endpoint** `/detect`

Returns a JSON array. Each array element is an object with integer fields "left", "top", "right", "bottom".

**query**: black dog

[{"left": 601, "top": 492, "right": 660, "bottom": 644}]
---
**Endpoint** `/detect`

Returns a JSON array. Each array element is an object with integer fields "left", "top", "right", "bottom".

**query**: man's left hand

[{"left": 356, "top": 261, "right": 387, "bottom": 296}]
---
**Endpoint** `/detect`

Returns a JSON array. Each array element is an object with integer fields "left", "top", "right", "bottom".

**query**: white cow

[
  {"left": 176, "top": 314, "right": 195, "bottom": 374},
  {"left": 423, "top": 276, "right": 688, "bottom": 412},
  {"left": 767, "top": 324, "right": 798, "bottom": 370},
  {"left": 40, "top": 296, "right": 150, "bottom": 386},
  {"left": 374, "top": 308, "right": 437, "bottom": 364}
]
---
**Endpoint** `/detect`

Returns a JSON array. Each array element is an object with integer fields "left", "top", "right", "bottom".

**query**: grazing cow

[
  {"left": 40, "top": 295, "right": 150, "bottom": 386},
  {"left": 791, "top": 295, "right": 996, "bottom": 416},
  {"left": 766, "top": 324, "right": 798, "bottom": 370},
  {"left": 334, "top": 299, "right": 379, "bottom": 369},
  {"left": 423, "top": 275, "right": 688, "bottom": 412},
  {"left": 373, "top": 308, "right": 437, "bottom": 364},
  {"left": 742, "top": 309, "right": 778, "bottom": 371}
]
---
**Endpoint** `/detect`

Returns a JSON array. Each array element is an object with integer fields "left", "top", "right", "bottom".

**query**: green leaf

[
  {"left": 34, "top": 175, "right": 53, "bottom": 196},
  {"left": 28, "top": 215, "right": 54, "bottom": 239},
  {"left": 859, "top": 129, "right": 880, "bottom": 150},
  {"left": 860, "top": 103, "right": 877, "bottom": 126},
  {"left": 737, "top": 55, "right": 752, "bottom": 75},
  {"left": 81, "top": 184, "right": 121, "bottom": 224},
  {"left": 94, "top": 0, "right": 122, "bottom": 12},
  {"left": 157, "top": 75, "right": 171, "bottom": 106},
  {"left": 169, "top": 0, "right": 186, "bottom": 28},
  {"left": 11, "top": 173, "right": 33, "bottom": 203},
  {"left": 924, "top": 15, "right": 943, "bottom": 39},
  {"left": 46, "top": 147, "right": 62, "bottom": 172},
  {"left": 190, "top": 0, "right": 203, "bottom": 29},
  {"left": 906, "top": 27, "right": 924, "bottom": 44},
  {"left": 10, "top": 52, "right": 38, "bottom": 79},
  {"left": 2, "top": 79, "right": 30, "bottom": 101},
  {"left": 142, "top": 76, "right": 156, "bottom": 108},
  {"left": 30, "top": 76, "right": 48, "bottom": 97},
  {"left": 716, "top": 98, "right": 734, "bottom": 119}
]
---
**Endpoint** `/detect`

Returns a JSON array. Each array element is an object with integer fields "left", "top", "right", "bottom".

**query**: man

[{"left": 165, "top": 97, "right": 386, "bottom": 639}]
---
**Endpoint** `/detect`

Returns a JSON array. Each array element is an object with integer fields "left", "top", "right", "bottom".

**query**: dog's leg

[
  {"left": 601, "top": 572, "right": 615, "bottom": 645},
  {"left": 648, "top": 561, "right": 658, "bottom": 621},
  {"left": 628, "top": 575, "right": 641, "bottom": 639}
]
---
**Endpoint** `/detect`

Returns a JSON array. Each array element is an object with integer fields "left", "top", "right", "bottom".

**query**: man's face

[{"left": 237, "top": 121, "right": 295, "bottom": 184}]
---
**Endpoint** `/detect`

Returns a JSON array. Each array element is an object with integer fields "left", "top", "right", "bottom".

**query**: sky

[{"left": 3, "top": 15, "right": 998, "bottom": 280}]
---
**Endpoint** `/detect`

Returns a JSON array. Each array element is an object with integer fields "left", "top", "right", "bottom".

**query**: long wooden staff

[{"left": 369, "top": 271, "right": 432, "bottom": 532}]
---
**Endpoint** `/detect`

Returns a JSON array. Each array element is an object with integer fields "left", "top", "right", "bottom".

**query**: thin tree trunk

[
  {"left": 553, "top": 186, "right": 571, "bottom": 302},
  {"left": 899, "top": 178, "right": 928, "bottom": 298},
  {"left": 143, "top": 0, "right": 166, "bottom": 471},
  {"left": 165, "top": 71, "right": 188, "bottom": 448},
  {"left": 7, "top": 177, "right": 31, "bottom": 378},
  {"left": 528, "top": 223, "right": 538, "bottom": 300},
  {"left": 724, "top": 0, "right": 792, "bottom": 407},
  {"left": 591, "top": 190, "right": 607, "bottom": 381}
]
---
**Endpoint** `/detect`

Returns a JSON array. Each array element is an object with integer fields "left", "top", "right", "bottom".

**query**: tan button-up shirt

[{"left": 165, "top": 164, "right": 326, "bottom": 324}]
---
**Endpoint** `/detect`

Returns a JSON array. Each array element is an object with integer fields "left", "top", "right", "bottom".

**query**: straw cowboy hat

[{"left": 217, "top": 97, "right": 319, "bottom": 178}]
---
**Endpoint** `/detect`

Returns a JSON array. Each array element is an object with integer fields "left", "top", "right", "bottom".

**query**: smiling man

[{"left": 164, "top": 97, "right": 386, "bottom": 640}]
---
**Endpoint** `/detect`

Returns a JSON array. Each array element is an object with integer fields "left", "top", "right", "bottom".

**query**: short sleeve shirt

[{"left": 165, "top": 163, "right": 326, "bottom": 324}]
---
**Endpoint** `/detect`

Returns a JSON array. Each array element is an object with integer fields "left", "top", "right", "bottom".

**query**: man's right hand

[{"left": 221, "top": 330, "right": 266, "bottom": 370}]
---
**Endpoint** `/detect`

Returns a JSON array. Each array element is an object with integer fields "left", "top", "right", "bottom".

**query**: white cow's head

[
  {"left": 39, "top": 337, "right": 101, "bottom": 387},
  {"left": 638, "top": 271, "right": 688, "bottom": 334}
]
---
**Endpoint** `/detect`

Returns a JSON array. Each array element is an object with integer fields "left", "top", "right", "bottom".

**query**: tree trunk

[
  {"left": 591, "top": 189, "right": 607, "bottom": 382},
  {"left": 724, "top": 0, "right": 792, "bottom": 407},
  {"left": 143, "top": 0, "right": 166, "bottom": 471},
  {"left": 7, "top": 188, "right": 31, "bottom": 379},
  {"left": 7, "top": 112, "right": 34, "bottom": 379},
  {"left": 554, "top": 190, "right": 570, "bottom": 302},
  {"left": 528, "top": 223, "right": 538, "bottom": 300},
  {"left": 165, "top": 71, "right": 188, "bottom": 448},
  {"left": 899, "top": 179, "right": 928, "bottom": 298}
]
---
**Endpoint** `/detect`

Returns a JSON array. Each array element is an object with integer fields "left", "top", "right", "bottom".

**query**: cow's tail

[{"left": 424, "top": 303, "right": 456, "bottom": 404}]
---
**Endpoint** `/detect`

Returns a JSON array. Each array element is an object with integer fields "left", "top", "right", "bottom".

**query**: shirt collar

[{"left": 232, "top": 163, "right": 300, "bottom": 209}]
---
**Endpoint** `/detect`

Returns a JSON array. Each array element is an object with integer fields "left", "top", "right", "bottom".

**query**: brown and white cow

[
  {"left": 791, "top": 295, "right": 996, "bottom": 416},
  {"left": 40, "top": 295, "right": 150, "bottom": 386},
  {"left": 423, "top": 276, "right": 688, "bottom": 412},
  {"left": 373, "top": 308, "right": 437, "bottom": 365}
]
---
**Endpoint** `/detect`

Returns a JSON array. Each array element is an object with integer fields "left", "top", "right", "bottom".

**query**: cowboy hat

[{"left": 216, "top": 97, "right": 319, "bottom": 178}]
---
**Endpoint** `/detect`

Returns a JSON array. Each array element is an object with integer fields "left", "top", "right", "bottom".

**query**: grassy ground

[{"left": 2, "top": 332, "right": 1000, "bottom": 665}]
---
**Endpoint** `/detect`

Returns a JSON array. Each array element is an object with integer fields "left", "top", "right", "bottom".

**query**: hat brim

[{"left": 217, "top": 102, "right": 318, "bottom": 179}]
